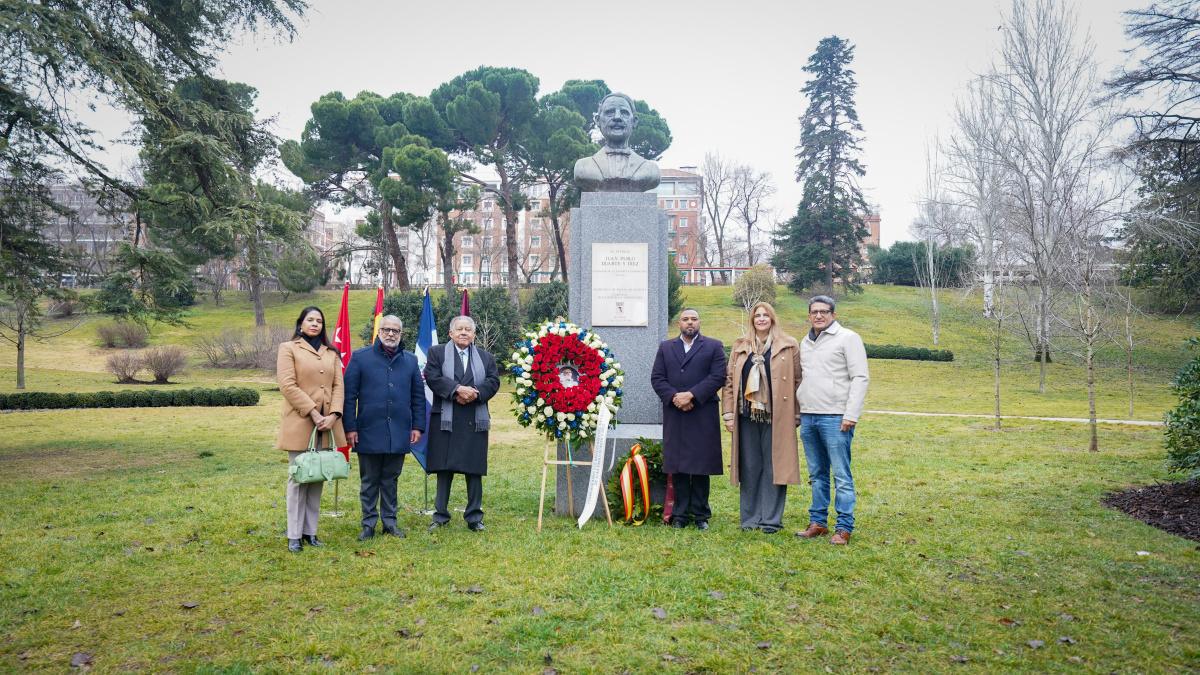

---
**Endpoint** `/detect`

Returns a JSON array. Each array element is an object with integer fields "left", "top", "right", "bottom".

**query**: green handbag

[{"left": 289, "top": 428, "right": 350, "bottom": 484}]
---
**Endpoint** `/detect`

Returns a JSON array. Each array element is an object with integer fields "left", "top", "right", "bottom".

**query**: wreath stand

[{"left": 537, "top": 437, "right": 613, "bottom": 532}]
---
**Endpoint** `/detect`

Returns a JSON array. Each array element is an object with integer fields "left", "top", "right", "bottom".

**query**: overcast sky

[{"left": 91, "top": 0, "right": 1143, "bottom": 247}]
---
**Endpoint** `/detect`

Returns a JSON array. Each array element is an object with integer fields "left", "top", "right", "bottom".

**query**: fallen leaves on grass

[
  {"left": 70, "top": 652, "right": 92, "bottom": 668},
  {"left": 651, "top": 607, "right": 667, "bottom": 620}
]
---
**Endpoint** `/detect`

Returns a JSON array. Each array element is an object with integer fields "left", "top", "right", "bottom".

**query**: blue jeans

[{"left": 800, "top": 414, "right": 856, "bottom": 533}]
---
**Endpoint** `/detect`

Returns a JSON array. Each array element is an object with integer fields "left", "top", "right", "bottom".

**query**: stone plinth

[{"left": 556, "top": 192, "right": 667, "bottom": 518}]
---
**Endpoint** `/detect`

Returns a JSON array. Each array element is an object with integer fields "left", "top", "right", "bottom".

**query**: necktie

[{"left": 459, "top": 349, "right": 468, "bottom": 372}]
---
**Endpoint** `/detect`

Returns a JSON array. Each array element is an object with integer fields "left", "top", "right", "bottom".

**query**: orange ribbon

[{"left": 619, "top": 443, "right": 652, "bottom": 525}]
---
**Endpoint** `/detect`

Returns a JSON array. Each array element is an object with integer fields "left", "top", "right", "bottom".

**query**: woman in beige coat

[
  {"left": 722, "top": 301, "right": 802, "bottom": 533},
  {"left": 277, "top": 306, "right": 346, "bottom": 552}
]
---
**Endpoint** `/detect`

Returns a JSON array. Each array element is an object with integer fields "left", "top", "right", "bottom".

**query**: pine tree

[{"left": 774, "top": 36, "right": 869, "bottom": 295}]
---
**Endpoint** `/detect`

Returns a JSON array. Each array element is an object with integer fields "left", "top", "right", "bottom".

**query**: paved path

[{"left": 864, "top": 409, "right": 1162, "bottom": 427}]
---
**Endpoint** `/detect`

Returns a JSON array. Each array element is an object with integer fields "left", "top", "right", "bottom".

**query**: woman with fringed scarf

[{"left": 722, "top": 302, "right": 803, "bottom": 533}]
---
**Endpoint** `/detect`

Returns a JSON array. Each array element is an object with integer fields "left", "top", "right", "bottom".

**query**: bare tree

[
  {"left": 1055, "top": 206, "right": 1119, "bottom": 451},
  {"left": 912, "top": 143, "right": 960, "bottom": 346},
  {"left": 700, "top": 152, "right": 737, "bottom": 280},
  {"left": 987, "top": 0, "right": 1112, "bottom": 393},
  {"left": 945, "top": 76, "right": 1009, "bottom": 317},
  {"left": 730, "top": 166, "right": 776, "bottom": 266}
]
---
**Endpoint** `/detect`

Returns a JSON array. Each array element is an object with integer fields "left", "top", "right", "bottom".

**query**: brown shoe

[
  {"left": 796, "top": 523, "right": 829, "bottom": 539},
  {"left": 830, "top": 530, "right": 851, "bottom": 545}
]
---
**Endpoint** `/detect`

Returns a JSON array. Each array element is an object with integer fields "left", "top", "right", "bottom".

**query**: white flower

[
  {"left": 558, "top": 421, "right": 567, "bottom": 429},
  {"left": 612, "top": 362, "right": 621, "bottom": 370},
  {"left": 520, "top": 346, "right": 529, "bottom": 354},
  {"left": 566, "top": 413, "right": 575, "bottom": 420},
  {"left": 536, "top": 413, "right": 545, "bottom": 422},
  {"left": 526, "top": 405, "right": 537, "bottom": 414},
  {"left": 587, "top": 402, "right": 597, "bottom": 412},
  {"left": 555, "top": 412, "right": 565, "bottom": 421},
  {"left": 544, "top": 406, "right": 554, "bottom": 417},
  {"left": 614, "top": 376, "right": 624, "bottom": 385},
  {"left": 536, "top": 397, "right": 544, "bottom": 406}
]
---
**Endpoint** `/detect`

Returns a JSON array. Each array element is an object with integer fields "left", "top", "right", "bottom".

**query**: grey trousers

[
  {"left": 432, "top": 472, "right": 483, "bottom": 525},
  {"left": 738, "top": 418, "right": 788, "bottom": 532},
  {"left": 286, "top": 451, "right": 323, "bottom": 539},
  {"left": 358, "top": 453, "right": 406, "bottom": 530}
]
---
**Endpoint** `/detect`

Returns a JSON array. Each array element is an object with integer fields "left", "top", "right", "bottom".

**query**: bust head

[{"left": 595, "top": 93, "right": 638, "bottom": 148}]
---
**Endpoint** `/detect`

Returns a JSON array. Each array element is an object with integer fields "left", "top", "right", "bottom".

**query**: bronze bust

[{"left": 573, "top": 92, "right": 661, "bottom": 193}]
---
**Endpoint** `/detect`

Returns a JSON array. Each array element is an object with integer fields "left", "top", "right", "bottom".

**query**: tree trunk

[
  {"left": 1037, "top": 283, "right": 1049, "bottom": 394},
  {"left": 1125, "top": 293, "right": 1134, "bottom": 419},
  {"left": 993, "top": 314, "right": 1002, "bottom": 431},
  {"left": 1085, "top": 278, "right": 1098, "bottom": 452},
  {"left": 503, "top": 203, "right": 520, "bottom": 306},
  {"left": 247, "top": 236, "right": 266, "bottom": 328},
  {"left": 928, "top": 239, "right": 940, "bottom": 346},
  {"left": 440, "top": 213, "right": 456, "bottom": 300},
  {"left": 551, "top": 207, "right": 568, "bottom": 282},
  {"left": 982, "top": 269, "right": 994, "bottom": 318},
  {"left": 746, "top": 222, "right": 755, "bottom": 266},
  {"left": 15, "top": 310, "right": 26, "bottom": 390},
  {"left": 379, "top": 202, "right": 410, "bottom": 292},
  {"left": 825, "top": 250, "right": 835, "bottom": 296}
]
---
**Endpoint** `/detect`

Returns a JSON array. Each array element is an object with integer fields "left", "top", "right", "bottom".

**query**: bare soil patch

[{"left": 1104, "top": 479, "right": 1200, "bottom": 542}]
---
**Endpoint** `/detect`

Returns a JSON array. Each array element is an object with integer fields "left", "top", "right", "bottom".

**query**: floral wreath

[{"left": 505, "top": 319, "right": 624, "bottom": 443}]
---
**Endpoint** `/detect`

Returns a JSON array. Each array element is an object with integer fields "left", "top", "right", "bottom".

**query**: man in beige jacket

[{"left": 795, "top": 295, "right": 869, "bottom": 545}]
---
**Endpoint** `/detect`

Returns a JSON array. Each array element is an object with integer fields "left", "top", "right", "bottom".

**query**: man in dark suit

[
  {"left": 423, "top": 315, "right": 501, "bottom": 532},
  {"left": 343, "top": 315, "right": 427, "bottom": 541},
  {"left": 650, "top": 309, "right": 728, "bottom": 530}
]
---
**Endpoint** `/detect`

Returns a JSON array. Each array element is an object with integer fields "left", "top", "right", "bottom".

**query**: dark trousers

[
  {"left": 358, "top": 453, "right": 406, "bottom": 530},
  {"left": 432, "top": 471, "right": 483, "bottom": 525},
  {"left": 670, "top": 474, "right": 712, "bottom": 525}
]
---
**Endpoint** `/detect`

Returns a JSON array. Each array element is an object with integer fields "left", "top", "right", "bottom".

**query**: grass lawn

[{"left": 0, "top": 285, "right": 1197, "bottom": 671}]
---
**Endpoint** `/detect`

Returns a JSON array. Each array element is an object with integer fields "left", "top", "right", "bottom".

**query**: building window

[
  {"left": 462, "top": 254, "right": 473, "bottom": 267},
  {"left": 462, "top": 235, "right": 473, "bottom": 247},
  {"left": 484, "top": 217, "right": 493, "bottom": 228},
  {"left": 481, "top": 258, "right": 490, "bottom": 272},
  {"left": 531, "top": 235, "right": 542, "bottom": 247},
  {"left": 679, "top": 217, "right": 688, "bottom": 229},
  {"left": 678, "top": 252, "right": 688, "bottom": 264},
  {"left": 483, "top": 236, "right": 493, "bottom": 248},
  {"left": 483, "top": 200, "right": 493, "bottom": 210},
  {"left": 530, "top": 254, "right": 540, "bottom": 268}
]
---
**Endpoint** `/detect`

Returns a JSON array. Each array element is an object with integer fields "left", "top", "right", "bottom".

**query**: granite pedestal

[{"left": 556, "top": 192, "right": 668, "bottom": 518}]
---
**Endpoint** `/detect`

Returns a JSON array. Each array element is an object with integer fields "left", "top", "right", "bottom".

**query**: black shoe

[
  {"left": 427, "top": 521, "right": 447, "bottom": 533},
  {"left": 467, "top": 521, "right": 485, "bottom": 532},
  {"left": 357, "top": 527, "right": 375, "bottom": 541},
  {"left": 302, "top": 534, "right": 323, "bottom": 547},
  {"left": 670, "top": 519, "right": 687, "bottom": 529},
  {"left": 287, "top": 538, "right": 302, "bottom": 553},
  {"left": 695, "top": 521, "right": 710, "bottom": 531},
  {"left": 382, "top": 525, "right": 407, "bottom": 538},
  {"left": 761, "top": 527, "right": 780, "bottom": 535}
]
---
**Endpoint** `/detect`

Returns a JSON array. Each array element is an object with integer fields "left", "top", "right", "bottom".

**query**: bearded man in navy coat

[
  {"left": 650, "top": 309, "right": 728, "bottom": 529},
  {"left": 343, "top": 315, "right": 427, "bottom": 541}
]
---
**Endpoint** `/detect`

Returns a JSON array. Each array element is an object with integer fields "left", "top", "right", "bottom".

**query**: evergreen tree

[{"left": 774, "top": 36, "right": 870, "bottom": 295}]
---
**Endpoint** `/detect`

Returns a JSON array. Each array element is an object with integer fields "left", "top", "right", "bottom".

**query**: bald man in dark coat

[{"left": 650, "top": 309, "right": 727, "bottom": 529}]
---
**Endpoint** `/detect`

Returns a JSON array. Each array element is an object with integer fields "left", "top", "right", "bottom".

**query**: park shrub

[
  {"left": 732, "top": 264, "right": 777, "bottom": 310},
  {"left": 96, "top": 321, "right": 149, "bottom": 348},
  {"left": 865, "top": 344, "right": 954, "bottom": 362},
  {"left": 471, "top": 286, "right": 521, "bottom": 355},
  {"left": 720, "top": 342, "right": 953, "bottom": 362},
  {"left": 0, "top": 387, "right": 260, "bottom": 411},
  {"left": 1165, "top": 337, "right": 1200, "bottom": 479},
  {"left": 48, "top": 299, "right": 79, "bottom": 318},
  {"left": 142, "top": 345, "right": 187, "bottom": 383},
  {"left": 105, "top": 351, "right": 144, "bottom": 383},
  {"left": 195, "top": 326, "right": 290, "bottom": 370},
  {"left": 525, "top": 281, "right": 568, "bottom": 325}
]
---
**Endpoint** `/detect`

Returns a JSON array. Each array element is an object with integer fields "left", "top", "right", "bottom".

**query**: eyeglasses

[
  {"left": 379, "top": 328, "right": 401, "bottom": 334},
  {"left": 809, "top": 309, "right": 833, "bottom": 316}
]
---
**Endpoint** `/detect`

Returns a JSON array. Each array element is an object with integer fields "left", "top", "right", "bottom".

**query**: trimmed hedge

[
  {"left": 865, "top": 344, "right": 954, "bottom": 362},
  {"left": 0, "top": 387, "right": 261, "bottom": 411},
  {"left": 720, "top": 342, "right": 953, "bottom": 362}
]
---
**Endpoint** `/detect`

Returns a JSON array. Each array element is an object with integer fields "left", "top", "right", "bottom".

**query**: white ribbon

[{"left": 577, "top": 404, "right": 613, "bottom": 529}]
